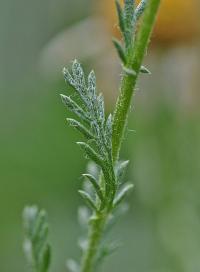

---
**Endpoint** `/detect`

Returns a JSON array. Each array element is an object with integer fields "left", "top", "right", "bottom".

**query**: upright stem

[
  {"left": 80, "top": 1, "right": 161, "bottom": 271},
  {"left": 112, "top": 0, "right": 161, "bottom": 162},
  {"left": 80, "top": 212, "right": 107, "bottom": 272}
]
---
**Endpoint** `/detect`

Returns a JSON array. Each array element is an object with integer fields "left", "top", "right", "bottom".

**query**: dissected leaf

[
  {"left": 23, "top": 206, "right": 38, "bottom": 238},
  {"left": 63, "top": 67, "right": 75, "bottom": 87},
  {"left": 72, "top": 60, "right": 86, "bottom": 95},
  {"left": 78, "top": 190, "right": 97, "bottom": 211},
  {"left": 23, "top": 206, "right": 51, "bottom": 272},
  {"left": 60, "top": 94, "right": 90, "bottom": 124},
  {"left": 97, "top": 93, "right": 105, "bottom": 123},
  {"left": 124, "top": 0, "right": 135, "bottom": 20},
  {"left": 88, "top": 70, "right": 96, "bottom": 98},
  {"left": 113, "top": 184, "right": 134, "bottom": 208},
  {"left": 94, "top": 242, "right": 120, "bottom": 270},
  {"left": 67, "top": 118, "right": 94, "bottom": 140},
  {"left": 77, "top": 142, "right": 104, "bottom": 167},
  {"left": 123, "top": 66, "right": 137, "bottom": 76},
  {"left": 134, "top": 0, "right": 148, "bottom": 21},
  {"left": 124, "top": 0, "right": 135, "bottom": 31},
  {"left": 115, "top": 0, "right": 125, "bottom": 34},
  {"left": 140, "top": 65, "right": 151, "bottom": 74},
  {"left": 112, "top": 38, "right": 127, "bottom": 64},
  {"left": 105, "top": 114, "right": 113, "bottom": 149},
  {"left": 82, "top": 174, "right": 104, "bottom": 203},
  {"left": 40, "top": 244, "right": 51, "bottom": 272},
  {"left": 115, "top": 160, "right": 129, "bottom": 183}
]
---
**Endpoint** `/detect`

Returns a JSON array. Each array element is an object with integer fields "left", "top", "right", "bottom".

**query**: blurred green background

[{"left": 0, "top": 0, "right": 200, "bottom": 271}]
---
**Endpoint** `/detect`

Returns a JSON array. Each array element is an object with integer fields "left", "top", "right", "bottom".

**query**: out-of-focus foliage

[{"left": 23, "top": 206, "right": 51, "bottom": 272}]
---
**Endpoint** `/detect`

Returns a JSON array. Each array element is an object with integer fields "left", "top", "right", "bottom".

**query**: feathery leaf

[
  {"left": 97, "top": 93, "right": 105, "bottom": 123},
  {"left": 105, "top": 114, "right": 113, "bottom": 148},
  {"left": 67, "top": 118, "right": 94, "bottom": 140},
  {"left": 60, "top": 94, "right": 90, "bottom": 124},
  {"left": 77, "top": 142, "right": 103, "bottom": 167},
  {"left": 140, "top": 65, "right": 151, "bottom": 74},
  {"left": 72, "top": 60, "right": 86, "bottom": 95},
  {"left": 135, "top": 0, "right": 148, "bottom": 21},
  {"left": 124, "top": 0, "right": 135, "bottom": 29},
  {"left": 88, "top": 71, "right": 96, "bottom": 99},
  {"left": 112, "top": 38, "right": 127, "bottom": 64},
  {"left": 83, "top": 174, "right": 104, "bottom": 203},
  {"left": 78, "top": 190, "right": 97, "bottom": 211},
  {"left": 23, "top": 206, "right": 51, "bottom": 272},
  {"left": 115, "top": 0, "right": 125, "bottom": 34},
  {"left": 113, "top": 184, "right": 134, "bottom": 208},
  {"left": 115, "top": 160, "right": 129, "bottom": 183}
]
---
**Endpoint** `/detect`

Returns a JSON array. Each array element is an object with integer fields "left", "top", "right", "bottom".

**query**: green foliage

[
  {"left": 23, "top": 206, "right": 51, "bottom": 272},
  {"left": 61, "top": 60, "right": 131, "bottom": 213},
  {"left": 60, "top": 58, "right": 138, "bottom": 271},
  {"left": 135, "top": 0, "right": 148, "bottom": 21},
  {"left": 114, "top": 0, "right": 148, "bottom": 64},
  {"left": 22, "top": 1, "right": 161, "bottom": 271}
]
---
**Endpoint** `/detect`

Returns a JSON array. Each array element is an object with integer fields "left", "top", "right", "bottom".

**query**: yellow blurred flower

[{"left": 98, "top": 0, "right": 200, "bottom": 45}]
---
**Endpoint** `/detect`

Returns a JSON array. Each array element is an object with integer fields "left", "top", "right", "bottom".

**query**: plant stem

[
  {"left": 80, "top": 212, "right": 107, "bottom": 272},
  {"left": 112, "top": 0, "right": 161, "bottom": 162},
  {"left": 80, "top": 1, "right": 161, "bottom": 271}
]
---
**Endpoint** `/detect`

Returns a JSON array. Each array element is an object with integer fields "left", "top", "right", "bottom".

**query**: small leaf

[
  {"left": 40, "top": 244, "right": 51, "bottom": 272},
  {"left": 105, "top": 114, "right": 112, "bottom": 142},
  {"left": 72, "top": 60, "right": 86, "bottom": 94},
  {"left": 134, "top": 0, "right": 148, "bottom": 21},
  {"left": 112, "top": 38, "right": 127, "bottom": 64},
  {"left": 66, "top": 118, "right": 94, "bottom": 140},
  {"left": 86, "top": 161, "right": 100, "bottom": 180},
  {"left": 140, "top": 65, "right": 151, "bottom": 74},
  {"left": 123, "top": 66, "right": 137, "bottom": 76},
  {"left": 115, "top": 0, "right": 125, "bottom": 34},
  {"left": 22, "top": 206, "right": 51, "bottom": 272},
  {"left": 77, "top": 142, "right": 103, "bottom": 167},
  {"left": 78, "top": 190, "right": 97, "bottom": 211},
  {"left": 63, "top": 67, "right": 75, "bottom": 87},
  {"left": 87, "top": 70, "right": 96, "bottom": 98},
  {"left": 82, "top": 174, "right": 104, "bottom": 203},
  {"left": 23, "top": 206, "right": 38, "bottom": 238},
  {"left": 60, "top": 94, "right": 90, "bottom": 124},
  {"left": 32, "top": 209, "right": 47, "bottom": 239},
  {"left": 94, "top": 242, "right": 120, "bottom": 270},
  {"left": 124, "top": 0, "right": 135, "bottom": 29},
  {"left": 63, "top": 64, "right": 88, "bottom": 106},
  {"left": 105, "top": 203, "right": 129, "bottom": 233},
  {"left": 97, "top": 93, "right": 105, "bottom": 123},
  {"left": 113, "top": 184, "right": 134, "bottom": 207},
  {"left": 116, "top": 160, "right": 129, "bottom": 183},
  {"left": 34, "top": 223, "right": 49, "bottom": 255}
]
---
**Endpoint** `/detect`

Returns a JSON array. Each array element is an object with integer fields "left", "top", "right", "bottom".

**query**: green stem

[
  {"left": 112, "top": 0, "right": 161, "bottom": 162},
  {"left": 80, "top": 1, "right": 161, "bottom": 271},
  {"left": 80, "top": 212, "right": 107, "bottom": 272}
]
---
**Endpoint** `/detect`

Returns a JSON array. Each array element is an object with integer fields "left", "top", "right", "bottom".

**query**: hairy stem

[
  {"left": 112, "top": 0, "right": 161, "bottom": 162},
  {"left": 80, "top": 1, "right": 161, "bottom": 271},
  {"left": 80, "top": 212, "right": 107, "bottom": 272}
]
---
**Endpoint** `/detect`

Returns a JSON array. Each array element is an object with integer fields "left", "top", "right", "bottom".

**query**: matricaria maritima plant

[{"left": 22, "top": 1, "right": 161, "bottom": 272}]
